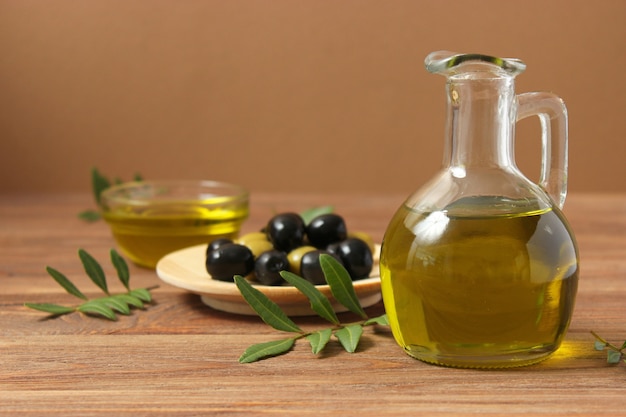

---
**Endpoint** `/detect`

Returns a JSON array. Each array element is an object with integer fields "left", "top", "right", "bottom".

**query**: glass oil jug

[{"left": 379, "top": 51, "right": 579, "bottom": 368}]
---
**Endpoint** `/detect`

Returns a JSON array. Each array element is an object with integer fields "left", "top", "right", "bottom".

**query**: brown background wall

[{"left": 1, "top": 0, "right": 624, "bottom": 196}]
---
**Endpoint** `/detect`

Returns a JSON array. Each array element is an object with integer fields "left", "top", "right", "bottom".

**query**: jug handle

[{"left": 516, "top": 92, "right": 569, "bottom": 209}]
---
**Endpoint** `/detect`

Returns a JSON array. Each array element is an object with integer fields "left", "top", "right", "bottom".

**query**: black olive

[
  {"left": 205, "top": 243, "right": 254, "bottom": 282},
  {"left": 254, "top": 250, "right": 290, "bottom": 286},
  {"left": 306, "top": 214, "right": 348, "bottom": 248},
  {"left": 300, "top": 250, "right": 343, "bottom": 285},
  {"left": 266, "top": 213, "right": 306, "bottom": 252},
  {"left": 327, "top": 238, "right": 373, "bottom": 280},
  {"left": 206, "top": 238, "right": 234, "bottom": 257}
]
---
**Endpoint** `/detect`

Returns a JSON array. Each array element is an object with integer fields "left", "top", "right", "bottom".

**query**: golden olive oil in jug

[{"left": 380, "top": 52, "right": 579, "bottom": 368}]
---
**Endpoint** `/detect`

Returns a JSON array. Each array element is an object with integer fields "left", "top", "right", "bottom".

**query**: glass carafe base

[{"left": 402, "top": 343, "right": 558, "bottom": 369}]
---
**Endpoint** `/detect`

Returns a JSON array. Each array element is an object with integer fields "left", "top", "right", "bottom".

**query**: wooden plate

[{"left": 156, "top": 244, "right": 382, "bottom": 316}]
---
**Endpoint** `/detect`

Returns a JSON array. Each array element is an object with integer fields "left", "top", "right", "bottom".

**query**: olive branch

[
  {"left": 591, "top": 331, "right": 626, "bottom": 365},
  {"left": 25, "top": 249, "right": 155, "bottom": 320},
  {"left": 236, "top": 254, "right": 388, "bottom": 363}
]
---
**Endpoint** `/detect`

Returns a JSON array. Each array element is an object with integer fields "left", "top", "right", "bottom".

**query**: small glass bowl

[{"left": 101, "top": 180, "right": 249, "bottom": 268}]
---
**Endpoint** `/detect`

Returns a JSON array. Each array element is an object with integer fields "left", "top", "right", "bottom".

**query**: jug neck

[{"left": 443, "top": 74, "right": 517, "bottom": 173}]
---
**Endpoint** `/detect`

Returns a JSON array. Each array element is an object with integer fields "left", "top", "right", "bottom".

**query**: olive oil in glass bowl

[{"left": 101, "top": 180, "right": 249, "bottom": 268}]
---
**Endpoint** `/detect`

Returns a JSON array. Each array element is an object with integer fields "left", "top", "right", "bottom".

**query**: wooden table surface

[{"left": 1, "top": 192, "right": 625, "bottom": 416}]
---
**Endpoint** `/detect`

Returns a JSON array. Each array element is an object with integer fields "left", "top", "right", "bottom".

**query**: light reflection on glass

[
  {"left": 404, "top": 210, "right": 450, "bottom": 270},
  {"left": 450, "top": 166, "right": 466, "bottom": 178},
  {"left": 409, "top": 210, "right": 450, "bottom": 244}
]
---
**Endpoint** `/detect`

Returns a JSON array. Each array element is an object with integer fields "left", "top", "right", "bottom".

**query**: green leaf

[
  {"left": 594, "top": 340, "right": 606, "bottom": 351},
  {"left": 28, "top": 249, "right": 156, "bottom": 322},
  {"left": 24, "top": 303, "right": 76, "bottom": 315},
  {"left": 364, "top": 314, "right": 389, "bottom": 326},
  {"left": 280, "top": 270, "right": 339, "bottom": 325},
  {"left": 129, "top": 288, "right": 152, "bottom": 303},
  {"left": 607, "top": 350, "right": 622, "bottom": 364},
  {"left": 306, "top": 329, "right": 333, "bottom": 354},
  {"left": 320, "top": 254, "right": 367, "bottom": 319},
  {"left": 91, "top": 167, "right": 111, "bottom": 206},
  {"left": 78, "top": 210, "right": 102, "bottom": 222},
  {"left": 234, "top": 276, "right": 302, "bottom": 333},
  {"left": 82, "top": 169, "right": 144, "bottom": 221},
  {"left": 239, "top": 338, "right": 296, "bottom": 363},
  {"left": 335, "top": 324, "right": 364, "bottom": 353},
  {"left": 300, "top": 205, "right": 334, "bottom": 225},
  {"left": 110, "top": 249, "right": 130, "bottom": 290},
  {"left": 116, "top": 294, "right": 145, "bottom": 309},
  {"left": 77, "top": 300, "right": 117, "bottom": 320},
  {"left": 45, "top": 266, "right": 88, "bottom": 300},
  {"left": 101, "top": 296, "right": 131, "bottom": 315},
  {"left": 78, "top": 249, "right": 109, "bottom": 294}
]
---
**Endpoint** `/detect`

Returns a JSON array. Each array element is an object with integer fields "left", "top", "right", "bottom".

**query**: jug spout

[{"left": 425, "top": 51, "right": 526, "bottom": 77}]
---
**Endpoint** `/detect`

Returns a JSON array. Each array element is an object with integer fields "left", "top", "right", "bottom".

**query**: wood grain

[{"left": 1, "top": 192, "right": 625, "bottom": 416}]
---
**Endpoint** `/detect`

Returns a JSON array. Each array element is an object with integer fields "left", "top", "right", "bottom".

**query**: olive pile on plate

[{"left": 205, "top": 213, "right": 375, "bottom": 286}]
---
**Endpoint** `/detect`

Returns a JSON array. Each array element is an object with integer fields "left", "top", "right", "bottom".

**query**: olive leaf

[
  {"left": 239, "top": 337, "right": 297, "bottom": 364},
  {"left": 300, "top": 205, "right": 334, "bottom": 225},
  {"left": 335, "top": 324, "right": 364, "bottom": 353},
  {"left": 234, "top": 276, "right": 302, "bottom": 333},
  {"left": 364, "top": 314, "right": 389, "bottom": 326},
  {"left": 24, "top": 303, "right": 76, "bottom": 315},
  {"left": 78, "top": 210, "right": 102, "bottom": 222},
  {"left": 101, "top": 296, "right": 132, "bottom": 315},
  {"left": 91, "top": 167, "right": 111, "bottom": 206},
  {"left": 129, "top": 288, "right": 152, "bottom": 303},
  {"left": 280, "top": 270, "right": 339, "bottom": 325},
  {"left": 306, "top": 329, "right": 333, "bottom": 354},
  {"left": 111, "top": 249, "right": 130, "bottom": 290},
  {"left": 320, "top": 254, "right": 367, "bottom": 319},
  {"left": 79, "top": 249, "right": 109, "bottom": 295},
  {"left": 116, "top": 293, "right": 145, "bottom": 309},
  {"left": 78, "top": 300, "right": 117, "bottom": 320},
  {"left": 45, "top": 266, "right": 88, "bottom": 300},
  {"left": 237, "top": 259, "right": 389, "bottom": 363},
  {"left": 79, "top": 168, "right": 143, "bottom": 222},
  {"left": 25, "top": 249, "right": 155, "bottom": 321},
  {"left": 607, "top": 350, "right": 623, "bottom": 364},
  {"left": 594, "top": 340, "right": 606, "bottom": 351}
]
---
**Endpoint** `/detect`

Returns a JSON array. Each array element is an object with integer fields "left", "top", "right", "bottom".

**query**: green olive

[
  {"left": 237, "top": 232, "right": 270, "bottom": 246},
  {"left": 286, "top": 245, "right": 316, "bottom": 275},
  {"left": 235, "top": 232, "right": 273, "bottom": 258},
  {"left": 245, "top": 239, "right": 274, "bottom": 259}
]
